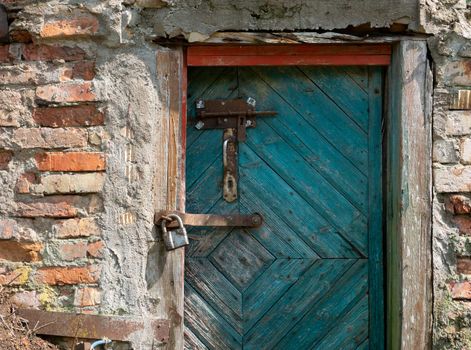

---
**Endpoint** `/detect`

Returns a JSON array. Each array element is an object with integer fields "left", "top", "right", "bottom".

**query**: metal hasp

[
  {"left": 17, "top": 309, "right": 170, "bottom": 344},
  {"left": 194, "top": 98, "right": 276, "bottom": 202},
  {"left": 156, "top": 211, "right": 263, "bottom": 228}
]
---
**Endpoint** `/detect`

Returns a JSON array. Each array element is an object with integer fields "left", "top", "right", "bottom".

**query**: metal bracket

[
  {"left": 194, "top": 98, "right": 276, "bottom": 202},
  {"left": 155, "top": 211, "right": 263, "bottom": 228}
]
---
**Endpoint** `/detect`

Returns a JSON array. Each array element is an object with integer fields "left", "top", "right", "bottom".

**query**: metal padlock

[{"left": 161, "top": 214, "right": 189, "bottom": 251}]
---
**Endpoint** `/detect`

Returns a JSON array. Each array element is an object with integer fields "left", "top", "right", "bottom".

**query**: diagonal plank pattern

[{"left": 185, "top": 66, "right": 383, "bottom": 349}]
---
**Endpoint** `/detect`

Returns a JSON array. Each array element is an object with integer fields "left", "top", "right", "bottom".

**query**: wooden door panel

[{"left": 185, "top": 66, "right": 383, "bottom": 349}]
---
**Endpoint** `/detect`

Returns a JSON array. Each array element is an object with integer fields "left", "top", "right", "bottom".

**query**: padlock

[{"left": 161, "top": 214, "right": 189, "bottom": 251}]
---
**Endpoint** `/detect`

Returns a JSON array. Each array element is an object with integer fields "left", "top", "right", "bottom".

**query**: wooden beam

[
  {"left": 187, "top": 44, "right": 391, "bottom": 66},
  {"left": 154, "top": 48, "right": 185, "bottom": 350},
  {"left": 386, "top": 40, "right": 432, "bottom": 350}
]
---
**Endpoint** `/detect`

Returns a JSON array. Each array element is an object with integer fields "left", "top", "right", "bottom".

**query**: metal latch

[
  {"left": 194, "top": 98, "right": 276, "bottom": 202},
  {"left": 155, "top": 211, "right": 263, "bottom": 229}
]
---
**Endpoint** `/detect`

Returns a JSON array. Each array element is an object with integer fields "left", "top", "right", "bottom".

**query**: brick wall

[{"left": 0, "top": 2, "right": 105, "bottom": 313}]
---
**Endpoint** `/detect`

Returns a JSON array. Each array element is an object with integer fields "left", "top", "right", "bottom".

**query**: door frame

[{"left": 154, "top": 40, "right": 432, "bottom": 350}]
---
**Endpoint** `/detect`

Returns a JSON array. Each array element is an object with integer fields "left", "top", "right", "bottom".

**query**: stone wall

[{"left": 0, "top": 0, "right": 470, "bottom": 349}]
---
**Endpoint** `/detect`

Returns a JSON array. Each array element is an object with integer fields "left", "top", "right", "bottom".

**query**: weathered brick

[
  {"left": 74, "top": 287, "right": 101, "bottom": 307},
  {"left": 461, "top": 138, "right": 471, "bottom": 164},
  {"left": 56, "top": 241, "right": 88, "bottom": 261},
  {"left": 36, "top": 152, "right": 105, "bottom": 172},
  {"left": 135, "top": 0, "right": 169, "bottom": 8},
  {"left": 53, "top": 218, "right": 100, "bottom": 238},
  {"left": 450, "top": 281, "right": 471, "bottom": 300},
  {"left": 27, "top": 173, "right": 105, "bottom": 195},
  {"left": 0, "top": 45, "right": 11, "bottom": 62},
  {"left": 445, "top": 194, "right": 471, "bottom": 214},
  {"left": 11, "top": 291, "right": 40, "bottom": 309},
  {"left": 457, "top": 257, "right": 471, "bottom": 274},
  {"left": 445, "top": 111, "right": 471, "bottom": 136},
  {"left": 15, "top": 172, "right": 37, "bottom": 194},
  {"left": 9, "top": 30, "right": 32, "bottom": 43},
  {"left": 40, "top": 13, "right": 100, "bottom": 38},
  {"left": 434, "top": 165, "right": 471, "bottom": 192},
  {"left": 22, "top": 44, "right": 86, "bottom": 61},
  {"left": 15, "top": 195, "right": 103, "bottom": 218},
  {"left": 450, "top": 90, "right": 471, "bottom": 110},
  {"left": 0, "top": 266, "right": 31, "bottom": 286},
  {"left": 0, "top": 219, "right": 38, "bottom": 241},
  {"left": 36, "top": 82, "right": 95, "bottom": 103},
  {"left": 0, "top": 64, "right": 57, "bottom": 86},
  {"left": 35, "top": 265, "right": 100, "bottom": 285},
  {"left": 87, "top": 240, "right": 104, "bottom": 259},
  {"left": 433, "top": 139, "right": 458, "bottom": 164},
  {"left": 12, "top": 128, "right": 88, "bottom": 148},
  {"left": 62, "top": 61, "right": 95, "bottom": 81},
  {"left": 444, "top": 60, "right": 471, "bottom": 87},
  {"left": 0, "top": 150, "right": 12, "bottom": 169},
  {"left": 33, "top": 105, "right": 104, "bottom": 128},
  {"left": 452, "top": 216, "right": 471, "bottom": 235},
  {"left": 0, "top": 241, "right": 42, "bottom": 262},
  {"left": 0, "top": 90, "right": 29, "bottom": 127}
]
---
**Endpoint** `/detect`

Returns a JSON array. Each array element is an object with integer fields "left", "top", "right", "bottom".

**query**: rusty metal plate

[
  {"left": 156, "top": 210, "right": 263, "bottom": 228},
  {"left": 17, "top": 309, "right": 170, "bottom": 343}
]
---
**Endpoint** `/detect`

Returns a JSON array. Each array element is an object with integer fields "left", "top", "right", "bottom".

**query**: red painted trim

[{"left": 187, "top": 44, "right": 391, "bottom": 66}]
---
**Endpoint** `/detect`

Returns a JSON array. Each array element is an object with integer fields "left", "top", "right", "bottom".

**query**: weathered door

[{"left": 184, "top": 66, "right": 383, "bottom": 349}]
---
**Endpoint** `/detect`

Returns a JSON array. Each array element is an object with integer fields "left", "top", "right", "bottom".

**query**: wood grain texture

[
  {"left": 154, "top": 48, "right": 185, "bottom": 350},
  {"left": 386, "top": 41, "right": 432, "bottom": 350}
]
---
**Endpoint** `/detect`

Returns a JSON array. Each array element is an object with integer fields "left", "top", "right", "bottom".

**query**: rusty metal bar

[
  {"left": 17, "top": 309, "right": 170, "bottom": 343},
  {"left": 198, "top": 110, "right": 277, "bottom": 118},
  {"left": 155, "top": 211, "right": 263, "bottom": 228}
]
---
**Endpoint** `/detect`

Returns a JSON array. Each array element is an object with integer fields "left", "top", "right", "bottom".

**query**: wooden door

[{"left": 184, "top": 66, "right": 384, "bottom": 349}]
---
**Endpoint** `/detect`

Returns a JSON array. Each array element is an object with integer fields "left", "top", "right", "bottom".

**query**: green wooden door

[{"left": 184, "top": 66, "right": 384, "bottom": 350}]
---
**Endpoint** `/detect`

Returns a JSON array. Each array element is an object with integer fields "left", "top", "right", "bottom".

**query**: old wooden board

[
  {"left": 184, "top": 65, "right": 385, "bottom": 349},
  {"left": 386, "top": 41, "right": 432, "bottom": 350}
]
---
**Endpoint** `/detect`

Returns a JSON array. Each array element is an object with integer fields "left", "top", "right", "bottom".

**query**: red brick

[
  {"left": 40, "top": 14, "right": 100, "bottom": 38},
  {"left": 0, "top": 150, "right": 13, "bottom": 170},
  {"left": 0, "top": 266, "right": 31, "bottom": 286},
  {"left": 33, "top": 105, "right": 104, "bottom": 128},
  {"left": 62, "top": 61, "right": 95, "bottom": 81},
  {"left": 87, "top": 240, "right": 104, "bottom": 259},
  {"left": 57, "top": 241, "right": 87, "bottom": 261},
  {"left": 36, "top": 82, "right": 95, "bottom": 103},
  {"left": 0, "top": 241, "right": 42, "bottom": 262},
  {"left": 15, "top": 195, "right": 103, "bottom": 218},
  {"left": 445, "top": 195, "right": 471, "bottom": 214},
  {"left": 74, "top": 287, "right": 101, "bottom": 307},
  {"left": 450, "top": 281, "right": 471, "bottom": 300},
  {"left": 15, "top": 172, "right": 37, "bottom": 194},
  {"left": 0, "top": 45, "right": 11, "bottom": 62},
  {"left": 53, "top": 218, "right": 100, "bottom": 238},
  {"left": 9, "top": 30, "right": 32, "bottom": 43},
  {"left": 0, "top": 219, "right": 38, "bottom": 242},
  {"left": 12, "top": 128, "right": 88, "bottom": 148},
  {"left": 22, "top": 44, "right": 86, "bottom": 61},
  {"left": 452, "top": 216, "right": 471, "bottom": 236},
  {"left": 36, "top": 152, "right": 105, "bottom": 172},
  {"left": 457, "top": 257, "right": 471, "bottom": 274},
  {"left": 35, "top": 265, "right": 100, "bottom": 285}
]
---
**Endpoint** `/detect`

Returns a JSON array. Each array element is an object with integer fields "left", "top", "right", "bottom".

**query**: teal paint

[{"left": 185, "top": 66, "right": 384, "bottom": 349}]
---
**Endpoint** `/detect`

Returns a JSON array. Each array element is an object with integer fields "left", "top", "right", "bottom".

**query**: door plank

[
  {"left": 240, "top": 146, "right": 359, "bottom": 258},
  {"left": 242, "top": 258, "right": 316, "bottom": 332},
  {"left": 310, "top": 295, "right": 369, "bottom": 350},
  {"left": 273, "top": 260, "right": 368, "bottom": 350},
  {"left": 186, "top": 258, "right": 243, "bottom": 333},
  {"left": 238, "top": 68, "right": 368, "bottom": 214},
  {"left": 252, "top": 66, "right": 368, "bottom": 172},
  {"left": 244, "top": 122, "right": 368, "bottom": 255},
  {"left": 243, "top": 259, "right": 355, "bottom": 349},
  {"left": 299, "top": 66, "right": 369, "bottom": 132},
  {"left": 343, "top": 66, "right": 368, "bottom": 91},
  {"left": 185, "top": 284, "right": 242, "bottom": 349}
]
